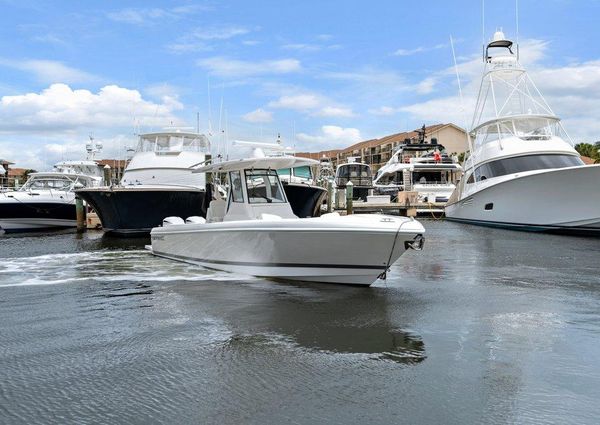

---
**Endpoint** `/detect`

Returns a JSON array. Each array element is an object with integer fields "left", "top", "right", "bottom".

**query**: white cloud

[
  {"left": 297, "top": 125, "right": 362, "bottom": 148},
  {"left": 368, "top": 106, "right": 399, "bottom": 116},
  {"left": 268, "top": 94, "right": 321, "bottom": 110},
  {"left": 315, "top": 106, "right": 354, "bottom": 118},
  {"left": 282, "top": 43, "right": 321, "bottom": 52},
  {"left": 416, "top": 77, "right": 437, "bottom": 94},
  {"left": 107, "top": 5, "right": 210, "bottom": 25},
  {"left": 167, "top": 25, "right": 252, "bottom": 53},
  {"left": 242, "top": 108, "right": 273, "bottom": 123},
  {"left": 393, "top": 42, "right": 446, "bottom": 57},
  {"left": 194, "top": 26, "right": 251, "bottom": 41},
  {"left": 267, "top": 93, "right": 354, "bottom": 118},
  {"left": 0, "top": 83, "right": 183, "bottom": 133},
  {"left": 0, "top": 58, "right": 98, "bottom": 84},
  {"left": 197, "top": 57, "right": 301, "bottom": 77}
]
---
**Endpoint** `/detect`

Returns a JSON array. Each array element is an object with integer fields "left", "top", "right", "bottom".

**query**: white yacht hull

[
  {"left": 150, "top": 215, "right": 425, "bottom": 286},
  {"left": 446, "top": 165, "right": 600, "bottom": 234}
]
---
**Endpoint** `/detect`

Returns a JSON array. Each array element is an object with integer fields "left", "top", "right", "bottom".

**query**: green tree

[{"left": 574, "top": 143, "right": 599, "bottom": 163}]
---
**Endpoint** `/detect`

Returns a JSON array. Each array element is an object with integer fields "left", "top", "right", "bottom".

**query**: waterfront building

[{"left": 297, "top": 123, "right": 467, "bottom": 173}]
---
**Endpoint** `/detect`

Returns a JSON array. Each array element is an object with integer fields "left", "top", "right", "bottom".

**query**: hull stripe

[
  {"left": 153, "top": 251, "right": 386, "bottom": 270},
  {"left": 446, "top": 217, "right": 600, "bottom": 234}
]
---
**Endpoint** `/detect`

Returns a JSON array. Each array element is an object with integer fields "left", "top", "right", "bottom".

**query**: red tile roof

[{"left": 296, "top": 124, "right": 457, "bottom": 159}]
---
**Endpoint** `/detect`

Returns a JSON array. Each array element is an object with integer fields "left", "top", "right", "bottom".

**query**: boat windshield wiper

[{"left": 258, "top": 194, "right": 273, "bottom": 203}]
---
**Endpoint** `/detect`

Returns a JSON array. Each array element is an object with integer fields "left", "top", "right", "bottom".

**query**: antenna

[
  {"left": 515, "top": 0, "right": 520, "bottom": 60},
  {"left": 207, "top": 76, "right": 213, "bottom": 135},
  {"left": 482, "top": 0, "right": 485, "bottom": 61},
  {"left": 450, "top": 35, "right": 475, "bottom": 156},
  {"left": 218, "top": 88, "right": 224, "bottom": 159}
]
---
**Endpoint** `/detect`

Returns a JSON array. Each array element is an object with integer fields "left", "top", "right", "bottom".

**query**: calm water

[{"left": 1, "top": 222, "right": 600, "bottom": 424}]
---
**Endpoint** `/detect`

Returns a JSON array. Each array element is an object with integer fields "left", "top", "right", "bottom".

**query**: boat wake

[{"left": 0, "top": 250, "right": 255, "bottom": 288}]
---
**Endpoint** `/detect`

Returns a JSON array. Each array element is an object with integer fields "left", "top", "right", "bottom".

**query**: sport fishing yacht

[
  {"left": 76, "top": 130, "right": 211, "bottom": 236},
  {"left": 0, "top": 143, "right": 104, "bottom": 232},
  {"left": 445, "top": 30, "right": 600, "bottom": 234},
  {"left": 334, "top": 158, "right": 373, "bottom": 201},
  {"left": 374, "top": 142, "right": 462, "bottom": 203},
  {"left": 149, "top": 156, "right": 425, "bottom": 286}
]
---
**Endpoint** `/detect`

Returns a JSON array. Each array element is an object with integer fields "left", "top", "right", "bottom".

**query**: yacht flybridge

[
  {"left": 149, "top": 156, "right": 425, "bottom": 286},
  {"left": 445, "top": 30, "right": 600, "bottom": 234},
  {"left": 76, "top": 130, "right": 210, "bottom": 236},
  {"left": 0, "top": 143, "right": 104, "bottom": 232}
]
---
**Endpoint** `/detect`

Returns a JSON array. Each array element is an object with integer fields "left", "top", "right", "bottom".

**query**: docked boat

[
  {"left": 149, "top": 156, "right": 425, "bottom": 286},
  {"left": 334, "top": 157, "right": 373, "bottom": 201},
  {"left": 374, "top": 142, "right": 462, "bottom": 204},
  {"left": 0, "top": 153, "right": 104, "bottom": 232},
  {"left": 445, "top": 30, "right": 600, "bottom": 234},
  {"left": 234, "top": 139, "right": 327, "bottom": 218},
  {"left": 76, "top": 130, "right": 211, "bottom": 236}
]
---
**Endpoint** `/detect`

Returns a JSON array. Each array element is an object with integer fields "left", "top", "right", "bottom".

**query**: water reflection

[{"left": 178, "top": 282, "right": 426, "bottom": 364}]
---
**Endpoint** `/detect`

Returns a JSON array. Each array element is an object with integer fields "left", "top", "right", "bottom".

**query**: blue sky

[{"left": 1, "top": 0, "right": 600, "bottom": 169}]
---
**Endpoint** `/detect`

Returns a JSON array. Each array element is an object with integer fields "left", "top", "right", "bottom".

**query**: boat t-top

[
  {"left": 445, "top": 30, "right": 600, "bottom": 234},
  {"left": 233, "top": 138, "right": 327, "bottom": 218},
  {"left": 149, "top": 154, "right": 425, "bottom": 286}
]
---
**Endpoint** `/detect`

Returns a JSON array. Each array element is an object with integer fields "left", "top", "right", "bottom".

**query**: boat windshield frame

[
  {"left": 244, "top": 168, "right": 287, "bottom": 204},
  {"left": 471, "top": 114, "right": 568, "bottom": 146},
  {"left": 136, "top": 133, "right": 209, "bottom": 154},
  {"left": 335, "top": 163, "right": 373, "bottom": 188},
  {"left": 19, "top": 174, "right": 92, "bottom": 191}
]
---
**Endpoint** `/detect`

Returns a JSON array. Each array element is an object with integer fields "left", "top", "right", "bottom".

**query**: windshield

[
  {"left": 245, "top": 169, "right": 286, "bottom": 204},
  {"left": 136, "top": 134, "right": 208, "bottom": 153},
  {"left": 21, "top": 176, "right": 78, "bottom": 191},
  {"left": 293, "top": 166, "right": 312, "bottom": 179},
  {"left": 335, "top": 163, "right": 372, "bottom": 187},
  {"left": 474, "top": 116, "right": 567, "bottom": 146}
]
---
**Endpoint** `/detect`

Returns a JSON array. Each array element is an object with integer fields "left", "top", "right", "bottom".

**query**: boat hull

[
  {"left": 76, "top": 187, "right": 207, "bottom": 236},
  {"left": 150, "top": 215, "right": 425, "bottom": 286},
  {"left": 0, "top": 198, "right": 76, "bottom": 232},
  {"left": 283, "top": 183, "right": 327, "bottom": 217},
  {"left": 445, "top": 165, "right": 600, "bottom": 235}
]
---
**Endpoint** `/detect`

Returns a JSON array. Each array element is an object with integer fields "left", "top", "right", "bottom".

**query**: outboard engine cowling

[
  {"left": 185, "top": 216, "right": 206, "bottom": 224},
  {"left": 163, "top": 216, "right": 184, "bottom": 226}
]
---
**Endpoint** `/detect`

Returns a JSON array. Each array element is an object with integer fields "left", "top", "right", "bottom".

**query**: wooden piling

[
  {"left": 76, "top": 197, "right": 86, "bottom": 233},
  {"left": 346, "top": 181, "right": 353, "bottom": 215},
  {"left": 326, "top": 180, "right": 333, "bottom": 213}
]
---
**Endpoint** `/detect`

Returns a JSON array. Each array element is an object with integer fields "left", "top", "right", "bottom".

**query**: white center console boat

[{"left": 149, "top": 156, "right": 425, "bottom": 286}]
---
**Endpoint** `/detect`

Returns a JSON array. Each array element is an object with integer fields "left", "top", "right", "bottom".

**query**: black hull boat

[
  {"left": 0, "top": 201, "right": 76, "bottom": 232},
  {"left": 77, "top": 187, "right": 207, "bottom": 236},
  {"left": 283, "top": 183, "right": 327, "bottom": 218}
]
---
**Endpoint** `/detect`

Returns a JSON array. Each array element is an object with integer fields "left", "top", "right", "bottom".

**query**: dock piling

[
  {"left": 326, "top": 180, "right": 333, "bottom": 213},
  {"left": 346, "top": 181, "right": 353, "bottom": 215},
  {"left": 76, "top": 197, "right": 86, "bottom": 233}
]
